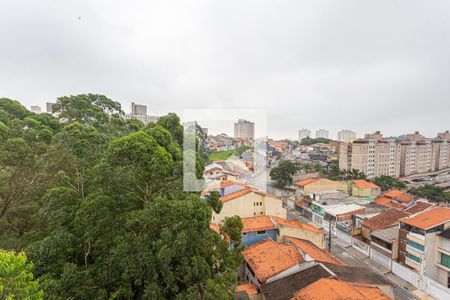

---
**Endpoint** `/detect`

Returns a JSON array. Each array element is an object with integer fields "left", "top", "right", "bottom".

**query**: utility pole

[{"left": 328, "top": 217, "right": 332, "bottom": 252}]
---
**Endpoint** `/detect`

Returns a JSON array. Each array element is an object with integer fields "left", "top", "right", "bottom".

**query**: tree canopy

[
  {"left": 270, "top": 160, "right": 297, "bottom": 187},
  {"left": 372, "top": 175, "right": 406, "bottom": 191},
  {"left": 409, "top": 184, "right": 450, "bottom": 205},
  {"left": 0, "top": 96, "right": 241, "bottom": 299}
]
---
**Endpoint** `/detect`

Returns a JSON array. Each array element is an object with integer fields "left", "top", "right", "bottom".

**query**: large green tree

[
  {"left": 372, "top": 175, "right": 406, "bottom": 191},
  {"left": 270, "top": 160, "right": 297, "bottom": 187},
  {"left": 0, "top": 96, "right": 241, "bottom": 299},
  {"left": 409, "top": 184, "right": 449, "bottom": 205}
]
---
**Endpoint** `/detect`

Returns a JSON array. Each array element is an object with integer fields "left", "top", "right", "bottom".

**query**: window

[
  {"left": 256, "top": 230, "right": 266, "bottom": 235},
  {"left": 242, "top": 232, "right": 247, "bottom": 236},
  {"left": 260, "top": 202, "right": 262, "bottom": 206},
  {"left": 407, "top": 252, "right": 421, "bottom": 264},
  {"left": 441, "top": 253, "right": 450, "bottom": 268},
  {"left": 253, "top": 212, "right": 256, "bottom": 216},
  {"left": 407, "top": 240, "right": 425, "bottom": 252},
  {"left": 260, "top": 212, "right": 263, "bottom": 215}
]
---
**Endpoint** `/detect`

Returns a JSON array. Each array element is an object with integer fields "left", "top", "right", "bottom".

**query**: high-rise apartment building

[
  {"left": 437, "top": 130, "right": 450, "bottom": 141},
  {"left": 340, "top": 132, "right": 450, "bottom": 178},
  {"left": 315, "top": 129, "right": 329, "bottom": 139},
  {"left": 337, "top": 129, "right": 356, "bottom": 142},
  {"left": 46, "top": 102, "right": 56, "bottom": 113},
  {"left": 131, "top": 102, "right": 147, "bottom": 115},
  {"left": 365, "top": 131, "right": 383, "bottom": 141},
  {"left": 124, "top": 102, "right": 159, "bottom": 124},
  {"left": 298, "top": 128, "right": 311, "bottom": 141},
  {"left": 234, "top": 119, "right": 255, "bottom": 139}
]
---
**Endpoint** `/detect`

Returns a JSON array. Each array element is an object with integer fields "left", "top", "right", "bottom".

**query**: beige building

[
  {"left": 295, "top": 178, "right": 345, "bottom": 196},
  {"left": 337, "top": 129, "right": 356, "bottom": 143},
  {"left": 340, "top": 132, "right": 449, "bottom": 179},
  {"left": 211, "top": 187, "right": 286, "bottom": 223},
  {"left": 234, "top": 119, "right": 255, "bottom": 139}
]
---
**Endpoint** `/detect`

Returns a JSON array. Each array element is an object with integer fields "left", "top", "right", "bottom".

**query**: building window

[
  {"left": 260, "top": 202, "right": 262, "bottom": 206},
  {"left": 407, "top": 252, "right": 422, "bottom": 264},
  {"left": 407, "top": 240, "right": 425, "bottom": 252},
  {"left": 256, "top": 230, "right": 266, "bottom": 235},
  {"left": 242, "top": 232, "right": 247, "bottom": 236},
  {"left": 441, "top": 253, "right": 450, "bottom": 268},
  {"left": 253, "top": 212, "right": 256, "bottom": 216}
]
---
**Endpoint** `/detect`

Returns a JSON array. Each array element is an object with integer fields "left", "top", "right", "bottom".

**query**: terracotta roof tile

[
  {"left": 383, "top": 202, "right": 406, "bottom": 211},
  {"left": 363, "top": 209, "right": 410, "bottom": 230},
  {"left": 286, "top": 237, "right": 346, "bottom": 265},
  {"left": 296, "top": 178, "right": 321, "bottom": 187},
  {"left": 404, "top": 202, "right": 434, "bottom": 214},
  {"left": 353, "top": 180, "right": 379, "bottom": 190},
  {"left": 400, "top": 207, "right": 450, "bottom": 230},
  {"left": 220, "top": 188, "right": 253, "bottom": 202},
  {"left": 220, "top": 180, "right": 248, "bottom": 188},
  {"left": 243, "top": 239, "right": 304, "bottom": 283},
  {"left": 384, "top": 189, "right": 414, "bottom": 203},
  {"left": 271, "top": 217, "right": 324, "bottom": 235},
  {"left": 374, "top": 197, "right": 391, "bottom": 205},
  {"left": 236, "top": 283, "right": 259, "bottom": 296},
  {"left": 209, "top": 223, "right": 220, "bottom": 234},
  {"left": 292, "top": 278, "right": 391, "bottom": 300},
  {"left": 242, "top": 216, "right": 277, "bottom": 233}
]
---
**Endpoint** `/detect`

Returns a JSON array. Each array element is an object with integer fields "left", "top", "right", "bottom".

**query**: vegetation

[
  {"left": 409, "top": 184, "right": 450, "bottom": 205},
  {"left": 296, "top": 162, "right": 324, "bottom": 173},
  {"left": 299, "top": 137, "right": 332, "bottom": 145},
  {"left": 270, "top": 160, "right": 297, "bottom": 187},
  {"left": 320, "top": 160, "right": 366, "bottom": 181},
  {"left": 208, "top": 146, "right": 249, "bottom": 161},
  {"left": 372, "top": 175, "right": 407, "bottom": 191},
  {"left": 0, "top": 96, "right": 241, "bottom": 299},
  {"left": 0, "top": 250, "right": 43, "bottom": 299}
]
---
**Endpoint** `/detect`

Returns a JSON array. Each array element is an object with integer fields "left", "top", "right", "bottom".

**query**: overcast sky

[{"left": 1, "top": 0, "right": 449, "bottom": 139}]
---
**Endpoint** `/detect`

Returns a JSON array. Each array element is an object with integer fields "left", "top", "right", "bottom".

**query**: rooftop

[
  {"left": 324, "top": 204, "right": 364, "bottom": 216},
  {"left": 384, "top": 189, "right": 414, "bottom": 203},
  {"left": 243, "top": 239, "right": 304, "bottom": 283},
  {"left": 374, "top": 197, "right": 391, "bottom": 205},
  {"left": 370, "top": 226, "right": 399, "bottom": 243},
  {"left": 271, "top": 216, "right": 323, "bottom": 235},
  {"left": 296, "top": 177, "right": 321, "bottom": 187},
  {"left": 260, "top": 264, "right": 332, "bottom": 300},
  {"left": 404, "top": 201, "right": 434, "bottom": 214},
  {"left": 292, "top": 278, "right": 391, "bottom": 300},
  {"left": 241, "top": 216, "right": 277, "bottom": 233},
  {"left": 286, "top": 237, "right": 346, "bottom": 265},
  {"left": 236, "top": 283, "right": 259, "bottom": 296},
  {"left": 363, "top": 209, "right": 410, "bottom": 230},
  {"left": 352, "top": 180, "right": 379, "bottom": 190},
  {"left": 400, "top": 207, "right": 450, "bottom": 230},
  {"left": 321, "top": 263, "right": 393, "bottom": 286},
  {"left": 220, "top": 188, "right": 252, "bottom": 202}
]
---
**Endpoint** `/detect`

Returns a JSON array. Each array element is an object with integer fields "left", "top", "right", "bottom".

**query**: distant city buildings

[
  {"left": 298, "top": 128, "right": 311, "bottom": 141},
  {"left": 234, "top": 119, "right": 254, "bottom": 139},
  {"left": 339, "top": 131, "right": 450, "bottom": 179},
  {"left": 46, "top": 102, "right": 56, "bottom": 113},
  {"left": 30, "top": 105, "right": 41, "bottom": 114},
  {"left": 123, "top": 102, "right": 160, "bottom": 124},
  {"left": 337, "top": 129, "right": 356, "bottom": 142},
  {"left": 315, "top": 128, "right": 329, "bottom": 139}
]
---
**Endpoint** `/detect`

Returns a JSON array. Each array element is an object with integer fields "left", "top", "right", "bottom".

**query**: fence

[
  {"left": 391, "top": 261, "right": 420, "bottom": 287},
  {"left": 351, "top": 238, "right": 370, "bottom": 256},
  {"left": 370, "top": 248, "right": 392, "bottom": 270},
  {"left": 422, "top": 276, "right": 450, "bottom": 300}
]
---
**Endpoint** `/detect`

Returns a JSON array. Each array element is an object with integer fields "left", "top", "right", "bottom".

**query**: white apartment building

[
  {"left": 30, "top": 105, "right": 41, "bottom": 114},
  {"left": 234, "top": 119, "right": 255, "bottom": 139},
  {"left": 124, "top": 102, "right": 159, "bottom": 125},
  {"left": 315, "top": 128, "right": 329, "bottom": 139},
  {"left": 298, "top": 128, "right": 311, "bottom": 141},
  {"left": 337, "top": 129, "right": 356, "bottom": 142}
]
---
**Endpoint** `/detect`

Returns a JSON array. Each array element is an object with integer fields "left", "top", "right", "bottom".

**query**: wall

[
  {"left": 242, "top": 229, "right": 277, "bottom": 247},
  {"left": 277, "top": 226, "right": 325, "bottom": 249},
  {"left": 303, "top": 179, "right": 345, "bottom": 194}
]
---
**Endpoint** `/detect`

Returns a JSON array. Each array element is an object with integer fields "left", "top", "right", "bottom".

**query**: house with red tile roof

[
  {"left": 211, "top": 185, "right": 287, "bottom": 223},
  {"left": 361, "top": 209, "right": 410, "bottom": 241},
  {"left": 383, "top": 189, "right": 415, "bottom": 207},
  {"left": 291, "top": 278, "right": 391, "bottom": 300},
  {"left": 404, "top": 201, "right": 434, "bottom": 215},
  {"left": 271, "top": 216, "right": 325, "bottom": 249},
  {"left": 351, "top": 180, "right": 381, "bottom": 198},
  {"left": 240, "top": 216, "right": 278, "bottom": 247},
  {"left": 285, "top": 237, "right": 346, "bottom": 266},
  {"left": 398, "top": 207, "right": 450, "bottom": 280},
  {"left": 242, "top": 239, "right": 305, "bottom": 285},
  {"left": 236, "top": 283, "right": 259, "bottom": 300}
]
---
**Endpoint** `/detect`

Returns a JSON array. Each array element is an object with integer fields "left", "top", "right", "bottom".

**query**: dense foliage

[
  {"left": 372, "top": 175, "right": 407, "bottom": 191},
  {"left": 409, "top": 184, "right": 450, "bottom": 205},
  {"left": 0, "top": 249, "right": 43, "bottom": 299},
  {"left": 270, "top": 160, "right": 297, "bottom": 187},
  {"left": 208, "top": 146, "right": 250, "bottom": 162},
  {"left": 0, "top": 96, "right": 241, "bottom": 299},
  {"left": 299, "top": 137, "right": 332, "bottom": 145}
]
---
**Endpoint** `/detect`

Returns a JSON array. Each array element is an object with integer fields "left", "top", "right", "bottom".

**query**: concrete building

[
  {"left": 46, "top": 102, "right": 56, "bottom": 113},
  {"left": 315, "top": 128, "right": 329, "bottom": 139},
  {"left": 131, "top": 102, "right": 147, "bottom": 115},
  {"left": 30, "top": 105, "right": 41, "bottom": 114},
  {"left": 298, "top": 128, "right": 311, "bottom": 141},
  {"left": 436, "top": 228, "right": 450, "bottom": 288},
  {"left": 234, "top": 119, "right": 255, "bottom": 139},
  {"left": 365, "top": 131, "right": 383, "bottom": 141},
  {"left": 124, "top": 102, "right": 159, "bottom": 125},
  {"left": 337, "top": 129, "right": 356, "bottom": 142},
  {"left": 339, "top": 138, "right": 401, "bottom": 179},
  {"left": 398, "top": 208, "right": 450, "bottom": 284},
  {"left": 437, "top": 130, "right": 450, "bottom": 141}
]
